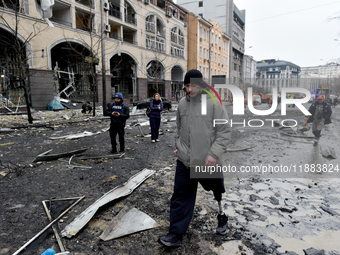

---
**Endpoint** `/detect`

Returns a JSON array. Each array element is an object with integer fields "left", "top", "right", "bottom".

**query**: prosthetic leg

[{"left": 214, "top": 191, "right": 228, "bottom": 235}]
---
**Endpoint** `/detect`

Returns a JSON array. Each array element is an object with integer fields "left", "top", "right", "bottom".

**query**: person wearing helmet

[
  {"left": 159, "top": 69, "right": 231, "bottom": 247},
  {"left": 104, "top": 93, "right": 130, "bottom": 154}
]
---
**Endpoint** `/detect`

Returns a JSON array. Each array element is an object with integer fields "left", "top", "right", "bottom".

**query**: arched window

[
  {"left": 146, "top": 60, "right": 165, "bottom": 79},
  {"left": 171, "top": 26, "right": 185, "bottom": 58},
  {"left": 145, "top": 14, "right": 165, "bottom": 52}
]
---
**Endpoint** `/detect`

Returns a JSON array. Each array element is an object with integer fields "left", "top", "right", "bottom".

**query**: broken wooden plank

[
  {"left": 99, "top": 207, "right": 157, "bottom": 241},
  {"left": 33, "top": 148, "right": 87, "bottom": 163},
  {"left": 226, "top": 147, "right": 253, "bottom": 152},
  {"left": 61, "top": 169, "right": 155, "bottom": 238},
  {"left": 13, "top": 196, "right": 84, "bottom": 255},
  {"left": 78, "top": 153, "right": 124, "bottom": 160},
  {"left": 0, "top": 142, "right": 15, "bottom": 147}
]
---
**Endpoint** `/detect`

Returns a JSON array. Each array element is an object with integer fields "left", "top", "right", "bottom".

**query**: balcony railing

[
  {"left": 123, "top": 37, "right": 137, "bottom": 45},
  {"left": 109, "top": 34, "right": 137, "bottom": 45},
  {"left": 50, "top": 17, "right": 72, "bottom": 27},
  {"left": 171, "top": 33, "right": 177, "bottom": 43},
  {"left": 146, "top": 22, "right": 155, "bottom": 33},
  {"left": 76, "top": 25, "right": 93, "bottom": 32},
  {"left": 125, "top": 14, "right": 136, "bottom": 25},
  {"left": 178, "top": 35, "right": 184, "bottom": 46},
  {"left": 156, "top": 29, "right": 165, "bottom": 38},
  {"left": 109, "top": 8, "right": 121, "bottom": 19}
]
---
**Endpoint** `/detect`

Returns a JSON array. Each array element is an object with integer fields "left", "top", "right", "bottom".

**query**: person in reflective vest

[{"left": 104, "top": 93, "right": 130, "bottom": 154}]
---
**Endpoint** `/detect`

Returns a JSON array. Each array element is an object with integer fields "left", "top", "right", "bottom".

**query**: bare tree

[
  {"left": 0, "top": 0, "right": 49, "bottom": 123},
  {"left": 139, "top": 50, "right": 181, "bottom": 97},
  {"left": 58, "top": 7, "right": 118, "bottom": 116}
]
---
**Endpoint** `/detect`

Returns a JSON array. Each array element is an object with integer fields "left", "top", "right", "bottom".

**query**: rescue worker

[{"left": 104, "top": 93, "right": 130, "bottom": 154}]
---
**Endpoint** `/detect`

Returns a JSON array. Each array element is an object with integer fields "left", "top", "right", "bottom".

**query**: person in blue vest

[{"left": 105, "top": 93, "right": 130, "bottom": 154}]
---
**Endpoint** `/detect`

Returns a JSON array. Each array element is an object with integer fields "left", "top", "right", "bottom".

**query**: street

[{"left": 0, "top": 102, "right": 339, "bottom": 255}]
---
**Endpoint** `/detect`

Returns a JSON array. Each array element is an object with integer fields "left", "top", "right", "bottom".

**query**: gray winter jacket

[{"left": 175, "top": 94, "right": 231, "bottom": 168}]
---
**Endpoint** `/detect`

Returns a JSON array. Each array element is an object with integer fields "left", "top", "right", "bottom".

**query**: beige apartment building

[
  {"left": 187, "top": 13, "right": 229, "bottom": 100},
  {"left": 0, "top": 0, "right": 188, "bottom": 109}
]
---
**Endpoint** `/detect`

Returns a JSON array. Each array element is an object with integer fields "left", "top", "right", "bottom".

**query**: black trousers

[
  {"left": 109, "top": 122, "right": 125, "bottom": 152},
  {"left": 169, "top": 159, "right": 225, "bottom": 235},
  {"left": 149, "top": 116, "right": 161, "bottom": 140}
]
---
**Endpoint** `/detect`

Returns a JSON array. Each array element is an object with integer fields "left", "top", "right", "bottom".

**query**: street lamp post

[{"left": 100, "top": 0, "right": 107, "bottom": 114}]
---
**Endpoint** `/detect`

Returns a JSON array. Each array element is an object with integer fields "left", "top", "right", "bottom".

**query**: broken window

[
  {"left": 108, "top": 1, "right": 121, "bottom": 19},
  {"left": 124, "top": 1, "right": 136, "bottom": 25},
  {"left": 75, "top": 0, "right": 93, "bottom": 8},
  {"left": 171, "top": 27, "right": 177, "bottom": 43},
  {"left": 145, "top": 15, "right": 165, "bottom": 53},
  {"left": 76, "top": 9, "right": 93, "bottom": 32},
  {"left": 50, "top": 0, "right": 72, "bottom": 27},
  {"left": 146, "top": 60, "right": 164, "bottom": 80},
  {"left": 145, "top": 15, "right": 155, "bottom": 33},
  {"left": 0, "top": 0, "right": 23, "bottom": 13}
]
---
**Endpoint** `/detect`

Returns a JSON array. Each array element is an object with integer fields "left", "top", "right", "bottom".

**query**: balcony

[
  {"left": 178, "top": 35, "right": 184, "bottom": 46},
  {"left": 125, "top": 14, "right": 136, "bottom": 25},
  {"left": 146, "top": 22, "right": 155, "bottom": 33},
  {"left": 108, "top": 6, "right": 121, "bottom": 19},
  {"left": 171, "top": 33, "right": 177, "bottom": 43}
]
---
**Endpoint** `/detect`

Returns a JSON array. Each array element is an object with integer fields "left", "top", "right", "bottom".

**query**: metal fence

[{"left": 0, "top": 61, "right": 29, "bottom": 108}]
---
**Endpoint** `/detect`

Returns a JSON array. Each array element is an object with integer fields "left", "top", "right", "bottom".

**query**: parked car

[{"left": 133, "top": 97, "right": 172, "bottom": 110}]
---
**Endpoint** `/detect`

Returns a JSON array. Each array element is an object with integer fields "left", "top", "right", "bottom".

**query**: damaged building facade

[{"left": 0, "top": 0, "right": 188, "bottom": 110}]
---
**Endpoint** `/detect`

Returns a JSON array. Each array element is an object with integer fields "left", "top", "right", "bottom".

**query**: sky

[{"left": 233, "top": 0, "right": 340, "bottom": 67}]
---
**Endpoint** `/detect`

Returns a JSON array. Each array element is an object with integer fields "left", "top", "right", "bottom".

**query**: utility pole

[{"left": 100, "top": 0, "right": 107, "bottom": 113}]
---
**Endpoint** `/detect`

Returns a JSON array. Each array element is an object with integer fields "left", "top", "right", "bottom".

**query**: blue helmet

[{"left": 114, "top": 93, "right": 123, "bottom": 100}]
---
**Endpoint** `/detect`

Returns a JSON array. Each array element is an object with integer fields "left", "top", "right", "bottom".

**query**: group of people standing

[
  {"left": 104, "top": 92, "right": 164, "bottom": 153},
  {"left": 102, "top": 69, "right": 334, "bottom": 248},
  {"left": 104, "top": 69, "right": 230, "bottom": 247}
]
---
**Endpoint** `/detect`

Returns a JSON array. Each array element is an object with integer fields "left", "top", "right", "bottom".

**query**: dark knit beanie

[{"left": 184, "top": 69, "right": 205, "bottom": 85}]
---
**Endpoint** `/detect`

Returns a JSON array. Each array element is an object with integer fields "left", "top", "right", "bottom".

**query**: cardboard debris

[
  {"left": 99, "top": 207, "right": 157, "bottom": 241},
  {"left": 50, "top": 127, "right": 109, "bottom": 140},
  {"left": 61, "top": 169, "right": 156, "bottom": 238},
  {"left": 33, "top": 148, "right": 87, "bottom": 162}
]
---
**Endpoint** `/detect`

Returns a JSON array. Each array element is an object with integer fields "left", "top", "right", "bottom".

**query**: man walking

[
  {"left": 105, "top": 93, "right": 130, "bottom": 154},
  {"left": 304, "top": 95, "right": 332, "bottom": 146},
  {"left": 159, "top": 69, "right": 231, "bottom": 247}
]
